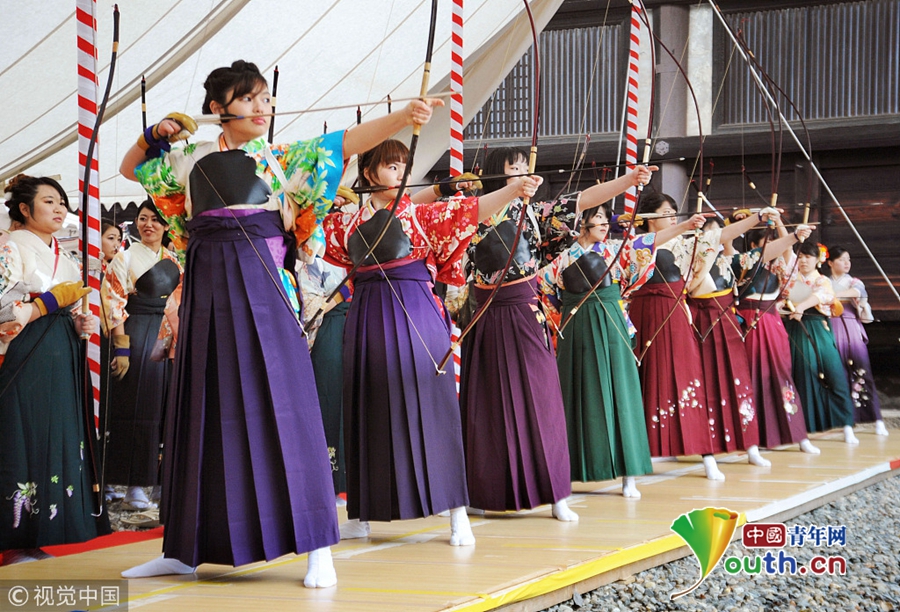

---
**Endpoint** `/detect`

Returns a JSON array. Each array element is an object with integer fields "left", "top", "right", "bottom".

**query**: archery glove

[
  {"left": 138, "top": 112, "right": 199, "bottom": 158},
  {"left": 33, "top": 282, "right": 91, "bottom": 316},
  {"left": 434, "top": 172, "right": 483, "bottom": 197},
  {"left": 112, "top": 334, "right": 131, "bottom": 380}
]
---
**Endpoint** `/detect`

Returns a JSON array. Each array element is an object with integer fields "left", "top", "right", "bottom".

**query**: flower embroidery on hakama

[{"left": 7, "top": 482, "right": 38, "bottom": 529}]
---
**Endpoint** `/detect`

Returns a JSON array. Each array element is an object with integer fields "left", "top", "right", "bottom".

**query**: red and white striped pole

[
  {"left": 449, "top": 324, "right": 462, "bottom": 395},
  {"left": 449, "top": 0, "right": 464, "bottom": 176},
  {"left": 448, "top": 0, "right": 464, "bottom": 393},
  {"left": 621, "top": 0, "right": 642, "bottom": 223},
  {"left": 76, "top": 0, "right": 102, "bottom": 425}
]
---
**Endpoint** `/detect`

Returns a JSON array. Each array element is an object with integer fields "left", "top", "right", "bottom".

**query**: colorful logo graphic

[{"left": 669, "top": 507, "right": 740, "bottom": 600}]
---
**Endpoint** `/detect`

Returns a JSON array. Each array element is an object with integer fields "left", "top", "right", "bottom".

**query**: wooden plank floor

[{"left": 2, "top": 428, "right": 898, "bottom": 611}]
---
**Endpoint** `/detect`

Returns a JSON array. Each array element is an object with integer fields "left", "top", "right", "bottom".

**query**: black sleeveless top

[
  {"left": 189, "top": 150, "right": 271, "bottom": 215},
  {"left": 126, "top": 259, "right": 181, "bottom": 315},
  {"left": 561, "top": 250, "right": 611, "bottom": 293},
  {"left": 645, "top": 248, "right": 682, "bottom": 284},
  {"left": 346, "top": 208, "right": 412, "bottom": 266}
]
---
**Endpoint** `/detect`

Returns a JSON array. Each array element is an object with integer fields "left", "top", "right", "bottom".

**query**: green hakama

[
  {"left": 557, "top": 285, "right": 652, "bottom": 482},
  {"left": 785, "top": 311, "right": 854, "bottom": 433},
  {"left": 0, "top": 311, "right": 98, "bottom": 549}
]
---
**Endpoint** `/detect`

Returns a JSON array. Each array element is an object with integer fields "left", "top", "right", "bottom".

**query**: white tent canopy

[{"left": 1, "top": 0, "right": 563, "bottom": 207}]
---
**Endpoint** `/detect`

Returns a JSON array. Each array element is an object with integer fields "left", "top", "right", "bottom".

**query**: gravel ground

[
  {"left": 543, "top": 446, "right": 900, "bottom": 612},
  {"left": 540, "top": 371, "right": 900, "bottom": 612}
]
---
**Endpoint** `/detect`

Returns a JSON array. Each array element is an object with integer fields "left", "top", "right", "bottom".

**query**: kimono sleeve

[
  {"left": 322, "top": 210, "right": 353, "bottom": 268},
  {"left": 767, "top": 253, "right": 790, "bottom": 283},
  {"left": 534, "top": 195, "right": 579, "bottom": 264},
  {"left": 413, "top": 196, "right": 479, "bottom": 271},
  {"left": 100, "top": 249, "right": 133, "bottom": 333},
  {"left": 619, "top": 234, "right": 657, "bottom": 297},
  {"left": 536, "top": 250, "right": 567, "bottom": 316},
  {"left": 134, "top": 145, "right": 195, "bottom": 259},
  {"left": 731, "top": 248, "right": 762, "bottom": 275},
  {"left": 850, "top": 276, "right": 868, "bottom": 299},
  {"left": 779, "top": 253, "right": 800, "bottom": 301},
  {"left": 727, "top": 247, "right": 763, "bottom": 288},
  {"left": 0, "top": 243, "right": 31, "bottom": 329},
  {"left": 276, "top": 131, "right": 345, "bottom": 258},
  {"left": 813, "top": 275, "right": 836, "bottom": 306},
  {"left": 684, "top": 227, "right": 723, "bottom": 290}
]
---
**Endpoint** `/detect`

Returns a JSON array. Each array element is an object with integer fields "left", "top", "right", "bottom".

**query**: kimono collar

[
  {"left": 132, "top": 241, "right": 164, "bottom": 261},
  {"left": 11, "top": 230, "right": 61, "bottom": 277}
]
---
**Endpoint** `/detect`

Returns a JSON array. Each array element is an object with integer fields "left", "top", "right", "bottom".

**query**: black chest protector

[
  {"left": 134, "top": 258, "right": 181, "bottom": 299},
  {"left": 708, "top": 260, "right": 733, "bottom": 292},
  {"left": 646, "top": 248, "right": 683, "bottom": 284},
  {"left": 741, "top": 267, "right": 780, "bottom": 296},
  {"left": 562, "top": 250, "right": 611, "bottom": 293},
  {"left": 347, "top": 208, "right": 412, "bottom": 266},
  {"left": 189, "top": 150, "right": 272, "bottom": 215},
  {"left": 475, "top": 219, "right": 531, "bottom": 275}
]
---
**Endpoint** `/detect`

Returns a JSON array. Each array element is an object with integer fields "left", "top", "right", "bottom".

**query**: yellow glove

[
  {"left": 112, "top": 334, "right": 131, "bottom": 381},
  {"left": 163, "top": 112, "right": 198, "bottom": 143},
  {"left": 616, "top": 213, "right": 644, "bottom": 228},
  {"left": 137, "top": 112, "right": 198, "bottom": 151},
  {"left": 336, "top": 185, "right": 360, "bottom": 206},
  {"left": 453, "top": 172, "right": 483, "bottom": 193},
  {"left": 434, "top": 172, "right": 484, "bottom": 197},
  {"left": 726, "top": 209, "right": 752, "bottom": 225},
  {"left": 33, "top": 282, "right": 91, "bottom": 316}
]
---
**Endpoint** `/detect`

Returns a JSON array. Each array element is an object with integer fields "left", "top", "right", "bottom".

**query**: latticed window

[
  {"left": 719, "top": 0, "right": 900, "bottom": 125},
  {"left": 464, "top": 22, "right": 626, "bottom": 141}
]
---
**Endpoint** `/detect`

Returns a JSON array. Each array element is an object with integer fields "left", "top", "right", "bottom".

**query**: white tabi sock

[
  {"left": 449, "top": 506, "right": 476, "bottom": 546},
  {"left": 304, "top": 547, "right": 337, "bottom": 588},
  {"left": 551, "top": 499, "right": 579, "bottom": 522},
  {"left": 799, "top": 438, "right": 821, "bottom": 454},
  {"left": 121, "top": 555, "right": 195, "bottom": 578},
  {"left": 843, "top": 425, "right": 859, "bottom": 445},
  {"left": 747, "top": 445, "right": 772, "bottom": 467},
  {"left": 622, "top": 476, "right": 641, "bottom": 499},
  {"left": 702, "top": 455, "right": 726, "bottom": 481},
  {"left": 339, "top": 519, "right": 370, "bottom": 539}
]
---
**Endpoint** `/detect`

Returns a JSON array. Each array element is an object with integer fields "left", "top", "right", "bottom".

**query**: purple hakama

[
  {"left": 737, "top": 301, "right": 809, "bottom": 446},
  {"left": 460, "top": 278, "right": 571, "bottom": 511},
  {"left": 831, "top": 306, "right": 883, "bottom": 423},
  {"left": 343, "top": 258, "right": 469, "bottom": 522},
  {"left": 161, "top": 211, "right": 339, "bottom": 567}
]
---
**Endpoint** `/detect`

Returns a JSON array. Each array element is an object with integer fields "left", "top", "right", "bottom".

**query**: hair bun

[
  {"left": 202, "top": 60, "right": 266, "bottom": 115},
  {"left": 4, "top": 173, "right": 31, "bottom": 194},
  {"left": 231, "top": 60, "right": 259, "bottom": 73}
]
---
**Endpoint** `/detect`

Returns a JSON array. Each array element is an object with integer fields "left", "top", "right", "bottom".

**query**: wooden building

[{"left": 430, "top": 0, "right": 900, "bottom": 355}]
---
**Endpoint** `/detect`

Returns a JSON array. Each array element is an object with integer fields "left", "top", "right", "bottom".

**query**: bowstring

[
  {"left": 561, "top": 239, "right": 639, "bottom": 364},
  {"left": 186, "top": 148, "right": 311, "bottom": 336}
]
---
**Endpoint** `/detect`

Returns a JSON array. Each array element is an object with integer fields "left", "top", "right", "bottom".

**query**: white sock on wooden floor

[
  {"left": 449, "top": 507, "right": 475, "bottom": 546},
  {"left": 121, "top": 555, "right": 195, "bottom": 578},
  {"left": 304, "top": 547, "right": 337, "bottom": 588},
  {"left": 702, "top": 455, "right": 725, "bottom": 481}
]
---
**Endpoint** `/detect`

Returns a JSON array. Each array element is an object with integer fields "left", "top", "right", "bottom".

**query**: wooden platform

[{"left": 2, "top": 428, "right": 898, "bottom": 611}]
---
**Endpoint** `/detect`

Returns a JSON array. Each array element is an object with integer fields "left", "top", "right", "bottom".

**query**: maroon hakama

[
  {"left": 630, "top": 280, "right": 728, "bottom": 457},
  {"left": 737, "top": 300, "right": 809, "bottom": 446},
  {"left": 690, "top": 293, "right": 757, "bottom": 451}
]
